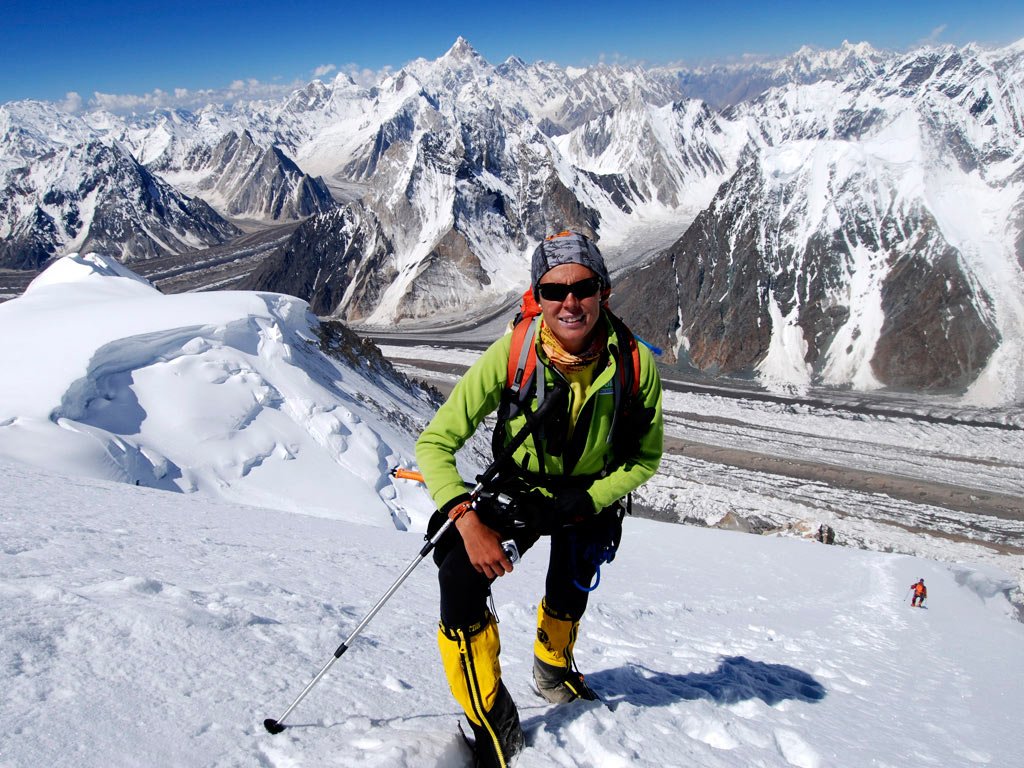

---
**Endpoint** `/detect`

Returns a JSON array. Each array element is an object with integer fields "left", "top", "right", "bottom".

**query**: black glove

[{"left": 517, "top": 488, "right": 595, "bottom": 534}]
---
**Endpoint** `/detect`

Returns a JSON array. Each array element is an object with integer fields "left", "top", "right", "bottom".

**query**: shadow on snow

[{"left": 589, "top": 656, "right": 827, "bottom": 710}]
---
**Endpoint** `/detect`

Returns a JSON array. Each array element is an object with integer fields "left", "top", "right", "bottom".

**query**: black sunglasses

[{"left": 536, "top": 277, "right": 603, "bottom": 302}]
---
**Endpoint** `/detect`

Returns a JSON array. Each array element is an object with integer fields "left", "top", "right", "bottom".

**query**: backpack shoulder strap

[
  {"left": 604, "top": 310, "right": 643, "bottom": 449},
  {"left": 494, "top": 313, "right": 548, "bottom": 472},
  {"left": 507, "top": 314, "right": 541, "bottom": 398},
  {"left": 606, "top": 310, "right": 641, "bottom": 399}
]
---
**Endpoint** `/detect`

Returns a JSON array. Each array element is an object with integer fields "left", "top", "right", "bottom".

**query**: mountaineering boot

[
  {"left": 532, "top": 599, "right": 598, "bottom": 703},
  {"left": 438, "top": 613, "right": 524, "bottom": 767},
  {"left": 467, "top": 682, "right": 524, "bottom": 767},
  {"left": 533, "top": 656, "right": 597, "bottom": 704}
]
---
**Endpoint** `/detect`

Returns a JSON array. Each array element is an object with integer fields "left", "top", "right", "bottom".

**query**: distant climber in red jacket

[{"left": 911, "top": 579, "right": 928, "bottom": 607}]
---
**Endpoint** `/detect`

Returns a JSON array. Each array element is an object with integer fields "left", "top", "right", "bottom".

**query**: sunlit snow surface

[
  {"left": 1, "top": 255, "right": 1022, "bottom": 766},
  {"left": 1, "top": 460, "right": 1021, "bottom": 767}
]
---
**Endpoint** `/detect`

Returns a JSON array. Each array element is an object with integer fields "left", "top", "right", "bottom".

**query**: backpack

[{"left": 492, "top": 288, "right": 645, "bottom": 473}]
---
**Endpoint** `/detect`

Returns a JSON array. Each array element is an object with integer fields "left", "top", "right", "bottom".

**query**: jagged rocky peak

[
  {"left": 393, "top": 36, "right": 500, "bottom": 100},
  {"left": 284, "top": 80, "right": 333, "bottom": 112},
  {"left": 240, "top": 203, "right": 393, "bottom": 319},
  {"left": 76, "top": 141, "right": 239, "bottom": 262},
  {"left": 787, "top": 40, "right": 884, "bottom": 72},
  {"left": 0, "top": 138, "right": 238, "bottom": 269},
  {"left": 173, "top": 129, "right": 335, "bottom": 221},
  {"left": 500, "top": 55, "right": 527, "bottom": 71}
]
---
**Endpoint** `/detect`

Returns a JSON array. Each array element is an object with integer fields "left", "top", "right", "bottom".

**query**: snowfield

[
  {"left": 2, "top": 459, "right": 1021, "bottom": 767},
  {"left": 1, "top": 254, "right": 1022, "bottom": 767}
]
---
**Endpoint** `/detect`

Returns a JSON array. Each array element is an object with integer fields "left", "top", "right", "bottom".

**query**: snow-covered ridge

[{"left": 0, "top": 253, "right": 437, "bottom": 527}]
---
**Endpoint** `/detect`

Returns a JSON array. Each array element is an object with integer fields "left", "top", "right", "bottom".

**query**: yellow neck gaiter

[
  {"left": 539, "top": 321, "right": 606, "bottom": 432},
  {"left": 538, "top": 322, "right": 605, "bottom": 372}
]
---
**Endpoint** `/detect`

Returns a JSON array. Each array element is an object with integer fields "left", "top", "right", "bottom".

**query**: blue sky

[{"left": 2, "top": 0, "right": 1022, "bottom": 109}]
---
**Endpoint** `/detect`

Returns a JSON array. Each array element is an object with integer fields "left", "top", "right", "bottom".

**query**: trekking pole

[{"left": 263, "top": 385, "right": 566, "bottom": 735}]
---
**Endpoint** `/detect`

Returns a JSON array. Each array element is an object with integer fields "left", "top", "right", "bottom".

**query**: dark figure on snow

[
  {"left": 816, "top": 524, "right": 835, "bottom": 544},
  {"left": 911, "top": 579, "right": 928, "bottom": 607},
  {"left": 416, "top": 231, "right": 664, "bottom": 767}
]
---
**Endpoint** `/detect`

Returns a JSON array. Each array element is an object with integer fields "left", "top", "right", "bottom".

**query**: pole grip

[{"left": 390, "top": 467, "right": 425, "bottom": 483}]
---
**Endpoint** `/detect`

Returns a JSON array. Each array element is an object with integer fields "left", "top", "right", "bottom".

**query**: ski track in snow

[{"left": 2, "top": 460, "right": 1022, "bottom": 768}]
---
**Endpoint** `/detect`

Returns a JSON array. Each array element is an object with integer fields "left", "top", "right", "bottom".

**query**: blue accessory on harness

[{"left": 570, "top": 501, "right": 627, "bottom": 592}]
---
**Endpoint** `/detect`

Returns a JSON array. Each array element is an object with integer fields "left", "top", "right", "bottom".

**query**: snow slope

[
  {"left": 1, "top": 459, "right": 1021, "bottom": 767},
  {"left": 1, "top": 254, "right": 1021, "bottom": 766}
]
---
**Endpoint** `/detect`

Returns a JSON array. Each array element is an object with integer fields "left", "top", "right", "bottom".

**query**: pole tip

[{"left": 264, "top": 718, "right": 286, "bottom": 735}]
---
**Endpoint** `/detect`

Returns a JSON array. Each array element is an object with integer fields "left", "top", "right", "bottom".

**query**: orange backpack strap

[
  {"left": 507, "top": 315, "right": 540, "bottom": 396},
  {"left": 507, "top": 287, "right": 544, "bottom": 400},
  {"left": 496, "top": 312, "right": 546, "bottom": 467},
  {"left": 623, "top": 326, "right": 641, "bottom": 398}
]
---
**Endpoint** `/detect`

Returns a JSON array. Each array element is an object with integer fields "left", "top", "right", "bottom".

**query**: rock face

[
  {"left": 180, "top": 130, "right": 335, "bottom": 220},
  {"left": 239, "top": 204, "right": 392, "bottom": 319},
  {"left": 874, "top": 247, "right": 999, "bottom": 389},
  {"left": 625, "top": 149, "right": 1003, "bottom": 392}
]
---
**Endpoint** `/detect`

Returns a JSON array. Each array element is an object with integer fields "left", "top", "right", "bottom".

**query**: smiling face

[{"left": 536, "top": 262, "right": 603, "bottom": 354}]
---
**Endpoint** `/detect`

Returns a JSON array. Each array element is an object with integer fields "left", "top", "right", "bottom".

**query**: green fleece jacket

[{"left": 415, "top": 314, "right": 664, "bottom": 513}]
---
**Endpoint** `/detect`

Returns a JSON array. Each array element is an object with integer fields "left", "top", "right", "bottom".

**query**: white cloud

[
  {"left": 84, "top": 78, "right": 305, "bottom": 114},
  {"left": 920, "top": 25, "right": 948, "bottom": 47},
  {"left": 59, "top": 91, "right": 84, "bottom": 113},
  {"left": 47, "top": 62, "right": 395, "bottom": 116},
  {"left": 593, "top": 51, "right": 647, "bottom": 69},
  {"left": 91, "top": 89, "right": 170, "bottom": 112}
]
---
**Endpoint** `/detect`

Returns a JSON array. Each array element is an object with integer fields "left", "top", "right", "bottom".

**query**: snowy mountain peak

[
  {"left": 426, "top": 36, "right": 492, "bottom": 87},
  {"left": 1000, "top": 36, "right": 1024, "bottom": 55},
  {"left": 443, "top": 36, "right": 484, "bottom": 63},
  {"left": 841, "top": 40, "right": 879, "bottom": 56},
  {"left": 284, "top": 79, "right": 334, "bottom": 113},
  {"left": 329, "top": 71, "right": 359, "bottom": 91},
  {"left": 792, "top": 40, "right": 879, "bottom": 62},
  {"left": 0, "top": 99, "right": 97, "bottom": 160}
]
